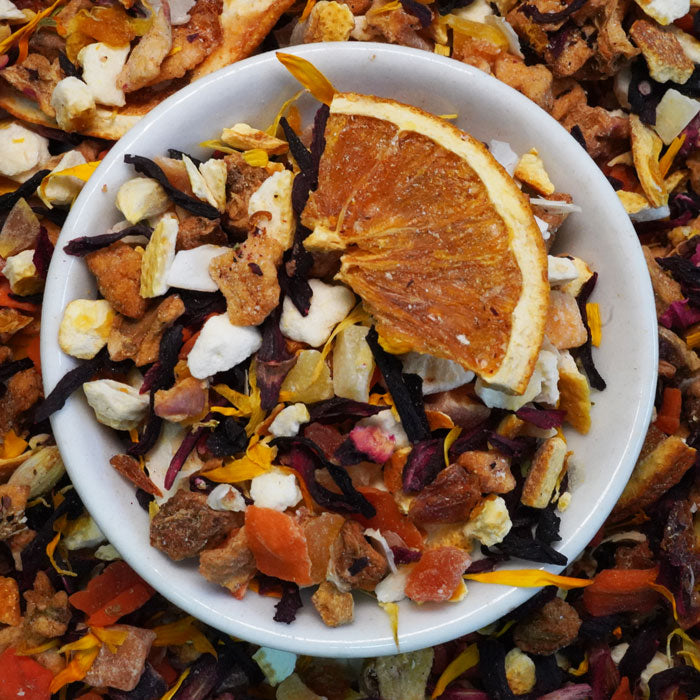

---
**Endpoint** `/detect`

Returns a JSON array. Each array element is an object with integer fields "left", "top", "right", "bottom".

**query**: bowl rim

[{"left": 41, "top": 41, "right": 658, "bottom": 656}]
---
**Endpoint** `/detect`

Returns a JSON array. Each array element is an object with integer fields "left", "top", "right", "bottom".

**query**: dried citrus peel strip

[
  {"left": 443, "top": 426, "right": 462, "bottom": 466},
  {"left": 276, "top": 52, "right": 336, "bottom": 106},
  {"left": 431, "top": 643, "right": 479, "bottom": 699},
  {"left": 659, "top": 133, "right": 686, "bottom": 178},
  {"left": 39, "top": 160, "right": 101, "bottom": 207},
  {"left": 464, "top": 569, "right": 592, "bottom": 589}
]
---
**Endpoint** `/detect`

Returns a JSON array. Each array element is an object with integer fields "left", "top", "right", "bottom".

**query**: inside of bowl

[{"left": 42, "top": 43, "right": 657, "bottom": 657}]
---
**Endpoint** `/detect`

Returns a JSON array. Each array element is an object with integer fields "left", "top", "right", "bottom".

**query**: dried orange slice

[{"left": 301, "top": 93, "right": 549, "bottom": 394}]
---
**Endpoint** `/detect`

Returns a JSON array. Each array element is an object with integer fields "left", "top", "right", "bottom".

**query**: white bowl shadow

[{"left": 41, "top": 42, "right": 657, "bottom": 657}]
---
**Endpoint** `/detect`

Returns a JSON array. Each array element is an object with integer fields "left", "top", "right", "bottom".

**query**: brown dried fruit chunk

[
  {"left": 23, "top": 571, "right": 70, "bottom": 638},
  {"left": 514, "top": 597, "right": 581, "bottom": 655},
  {"left": 176, "top": 215, "right": 227, "bottom": 251},
  {"left": 1, "top": 53, "right": 62, "bottom": 117},
  {"left": 84, "top": 625, "right": 157, "bottom": 692},
  {"left": 0, "top": 368, "right": 41, "bottom": 438},
  {"left": 615, "top": 540, "right": 655, "bottom": 570},
  {"left": 610, "top": 434, "right": 696, "bottom": 522},
  {"left": 457, "top": 450, "right": 515, "bottom": 494},
  {"left": 408, "top": 464, "right": 481, "bottom": 524},
  {"left": 0, "top": 308, "right": 33, "bottom": 337},
  {"left": 150, "top": 489, "right": 240, "bottom": 560},
  {"left": 86, "top": 242, "right": 147, "bottom": 319},
  {"left": 108, "top": 294, "right": 185, "bottom": 366},
  {"left": 110, "top": 454, "right": 163, "bottom": 498},
  {"left": 210, "top": 230, "right": 283, "bottom": 326},
  {"left": 424, "top": 386, "right": 491, "bottom": 429},
  {"left": 222, "top": 153, "right": 269, "bottom": 236},
  {"left": 0, "top": 576, "right": 20, "bottom": 626},
  {"left": 199, "top": 526, "right": 257, "bottom": 599},
  {"left": 328, "top": 519, "right": 388, "bottom": 591},
  {"left": 630, "top": 19, "right": 694, "bottom": 85},
  {"left": 0, "top": 483, "right": 29, "bottom": 541},
  {"left": 493, "top": 55, "right": 554, "bottom": 112},
  {"left": 642, "top": 246, "right": 683, "bottom": 315},
  {"left": 311, "top": 580, "right": 354, "bottom": 627}
]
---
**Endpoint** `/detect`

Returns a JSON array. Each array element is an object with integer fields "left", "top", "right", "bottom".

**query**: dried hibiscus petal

[
  {"left": 32, "top": 226, "right": 54, "bottom": 279},
  {"left": 128, "top": 395, "right": 163, "bottom": 457},
  {"left": 206, "top": 417, "right": 247, "bottom": 458},
  {"left": 0, "top": 170, "right": 50, "bottom": 214},
  {"left": 366, "top": 327, "right": 430, "bottom": 444},
  {"left": 477, "top": 638, "right": 514, "bottom": 700},
  {"left": 273, "top": 436, "right": 376, "bottom": 518},
  {"left": 516, "top": 405, "right": 566, "bottom": 429},
  {"left": 400, "top": 0, "right": 432, "bottom": 27},
  {"left": 521, "top": 0, "right": 587, "bottom": 24},
  {"left": 571, "top": 273, "right": 606, "bottom": 391},
  {"left": 274, "top": 581, "right": 303, "bottom": 624},
  {"left": 307, "top": 397, "right": 384, "bottom": 423},
  {"left": 164, "top": 427, "right": 206, "bottom": 490},
  {"left": 257, "top": 310, "right": 296, "bottom": 411},
  {"left": 63, "top": 223, "right": 152, "bottom": 257},
  {"left": 124, "top": 154, "right": 219, "bottom": 219},
  {"left": 402, "top": 438, "right": 444, "bottom": 493},
  {"left": 278, "top": 226, "right": 314, "bottom": 316}
]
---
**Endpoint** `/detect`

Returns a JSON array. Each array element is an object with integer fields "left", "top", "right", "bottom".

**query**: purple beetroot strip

[
  {"left": 164, "top": 427, "right": 206, "bottom": 490},
  {"left": 63, "top": 223, "right": 152, "bottom": 256}
]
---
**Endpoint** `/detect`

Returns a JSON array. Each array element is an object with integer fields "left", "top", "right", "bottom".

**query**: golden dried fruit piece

[
  {"left": 302, "top": 93, "right": 548, "bottom": 394},
  {"left": 630, "top": 114, "right": 667, "bottom": 207}
]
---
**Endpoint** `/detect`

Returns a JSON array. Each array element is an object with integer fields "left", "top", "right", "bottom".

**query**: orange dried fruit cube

[
  {"left": 245, "top": 506, "right": 313, "bottom": 586},
  {"left": 303, "top": 512, "right": 345, "bottom": 584},
  {"left": 353, "top": 487, "right": 423, "bottom": 550},
  {"left": 405, "top": 546, "right": 471, "bottom": 603}
]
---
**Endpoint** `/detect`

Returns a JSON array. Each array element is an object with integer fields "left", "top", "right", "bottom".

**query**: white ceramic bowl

[{"left": 41, "top": 42, "right": 657, "bottom": 657}]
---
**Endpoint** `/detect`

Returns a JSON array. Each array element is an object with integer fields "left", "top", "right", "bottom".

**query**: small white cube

[
  {"left": 250, "top": 469, "right": 302, "bottom": 511},
  {"left": 187, "top": 314, "right": 262, "bottom": 379},
  {"left": 464, "top": 495, "right": 512, "bottom": 547},
  {"left": 248, "top": 170, "right": 295, "bottom": 250},
  {"left": 268, "top": 403, "right": 310, "bottom": 438},
  {"left": 59, "top": 299, "right": 115, "bottom": 359},
  {"left": 50, "top": 77, "right": 96, "bottom": 133},
  {"left": 280, "top": 279, "right": 355, "bottom": 347},
  {"left": 116, "top": 177, "right": 171, "bottom": 224},
  {"left": 166, "top": 244, "right": 229, "bottom": 292},
  {"left": 77, "top": 42, "right": 130, "bottom": 107},
  {"left": 42, "top": 150, "right": 88, "bottom": 207},
  {"left": 83, "top": 379, "right": 149, "bottom": 431},
  {"left": 0, "top": 122, "right": 50, "bottom": 179},
  {"left": 3, "top": 249, "right": 43, "bottom": 296}
]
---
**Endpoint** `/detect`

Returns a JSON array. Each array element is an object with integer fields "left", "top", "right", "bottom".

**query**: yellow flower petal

[
  {"left": 586, "top": 302, "right": 602, "bottom": 348},
  {"left": 431, "top": 643, "right": 479, "bottom": 699},
  {"left": 242, "top": 149, "right": 269, "bottom": 168},
  {"left": 648, "top": 581, "right": 678, "bottom": 621},
  {"left": 464, "top": 569, "right": 592, "bottom": 589},
  {"left": 160, "top": 668, "right": 190, "bottom": 700},
  {"left": 0, "top": 0, "right": 64, "bottom": 56},
  {"left": 152, "top": 616, "right": 217, "bottom": 657},
  {"left": 378, "top": 601, "right": 400, "bottom": 650},
  {"left": 1, "top": 429, "right": 27, "bottom": 459},
  {"left": 443, "top": 426, "right": 462, "bottom": 466},
  {"left": 266, "top": 89, "right": 304, "bottom": 137},
  {"left": 49, "top": 646, "right": 100, "bottom": 694},
  {"left": 659, "top": 133, "right": 686, "bottom": 178},
  {"left": 276, "top": 52, "right": 336, "bottom": 106},
  {"left": 91, "top": 626, "right": 129, "bottom": 653},
  {"left": 46, "top": 532, "right": 76, "bottom": 577}
]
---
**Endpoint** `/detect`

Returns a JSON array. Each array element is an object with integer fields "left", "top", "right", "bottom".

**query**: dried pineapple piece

[
  {"left": 630, "top": 114, "right": 667, "bottom": 207},
  {"left": 221, "top": 123, "right": 288, "bottom": 155},
  {"left": 332, "top": 324, "right": 375, "bottom": 402},
  {"left": 514, "top": 149, "right": 555, "bottom": 195},
  {"left": 140, "top": 213, "right": 178, "bottom": 298},
  {"left": 280, "top": 349, "right": 334, "bottom": 404}
]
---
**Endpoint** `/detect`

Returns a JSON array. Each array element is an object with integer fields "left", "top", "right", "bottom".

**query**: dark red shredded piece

[
  {"left": 435, "top": 0, "right": 475, "bottom": 14},
  {"left": 63, "top": 223, "right": 152, "bottom": 257},
  {"left": 274, "top": 581, "right": 303, "bottom": 624},
  {"left": 273, "top": 436, "right": 376, "bottom": 518},
  {"left": 648, "top": 666, "right": 700, "bottom": 700},
  {"left": 57, "top": 50, "right": 80, "bottom": 78},
  {"left": 589, "top": 644, "right": 620, "bottom": 700},
  {"left": 278, "top": 226, "right": 314, "bottom": 316},
  {"left": 391, "top": 546, "right": 422, "bottom": 564},
  {"left": 571, "top": 273, "right": 606, "bottom": 391},
  {"left": 402, "top": 437, "right": 444, "bottom": 492},
  {"left": 124, "top": 154, "right": 219, "bottom": 219},
  {"left": 0, "top": 357, "right": 33, "bottom": 384},
  {"left": 128, "top": 394, "right": 163, "bottom": 457},
  {"left": 492, "top": 530, "right": 567, "bottom": 566},
  {"left": 619, "top": 629, "right": 658, "bottom": 685},
  {"left": 487, "top": 432, "right": 539, "bottom": 458},
  {"left": 307, "top": 397, "right": 384, "bottom": 423},
  {"left": 164, "top": 427, "right": 205, "bottom": 490},
  {"left": 400, "top": 0, "right": 432, "bottom": 26},
  {"left": 139, "top": 324, "right": 183, "bottom": 394},
  {"left": 463, "top": 558, "right": 498, "bottom": 574},
  {"left": 32, "top": 226, "right": 54, "bottom": 279},
  {"left": 516, "top": 405, "right": 566, "bottom": 429},
  {"left": 0, "top": 170, "right": 50, "bottom": 214},
  {"left": 34, "top": 348, "right": 111, "bottom": 423},
  {"left": 167, "top": 148, "right": 202, "bottom": 167},
  {"left": 256, "top": 310, "right": 296, "bottom": 411},
  {"left": 206, "top": 417, "right": 247, "bottom": 458},
  {"left": 477, "top": 638, "right": 515, "bottom": 700},
  {"left": 521, "top": 0, "right": 587, "bottom": 23},
  {"left": 365, "top": 326, "right": 430, "bottom": 443}
]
